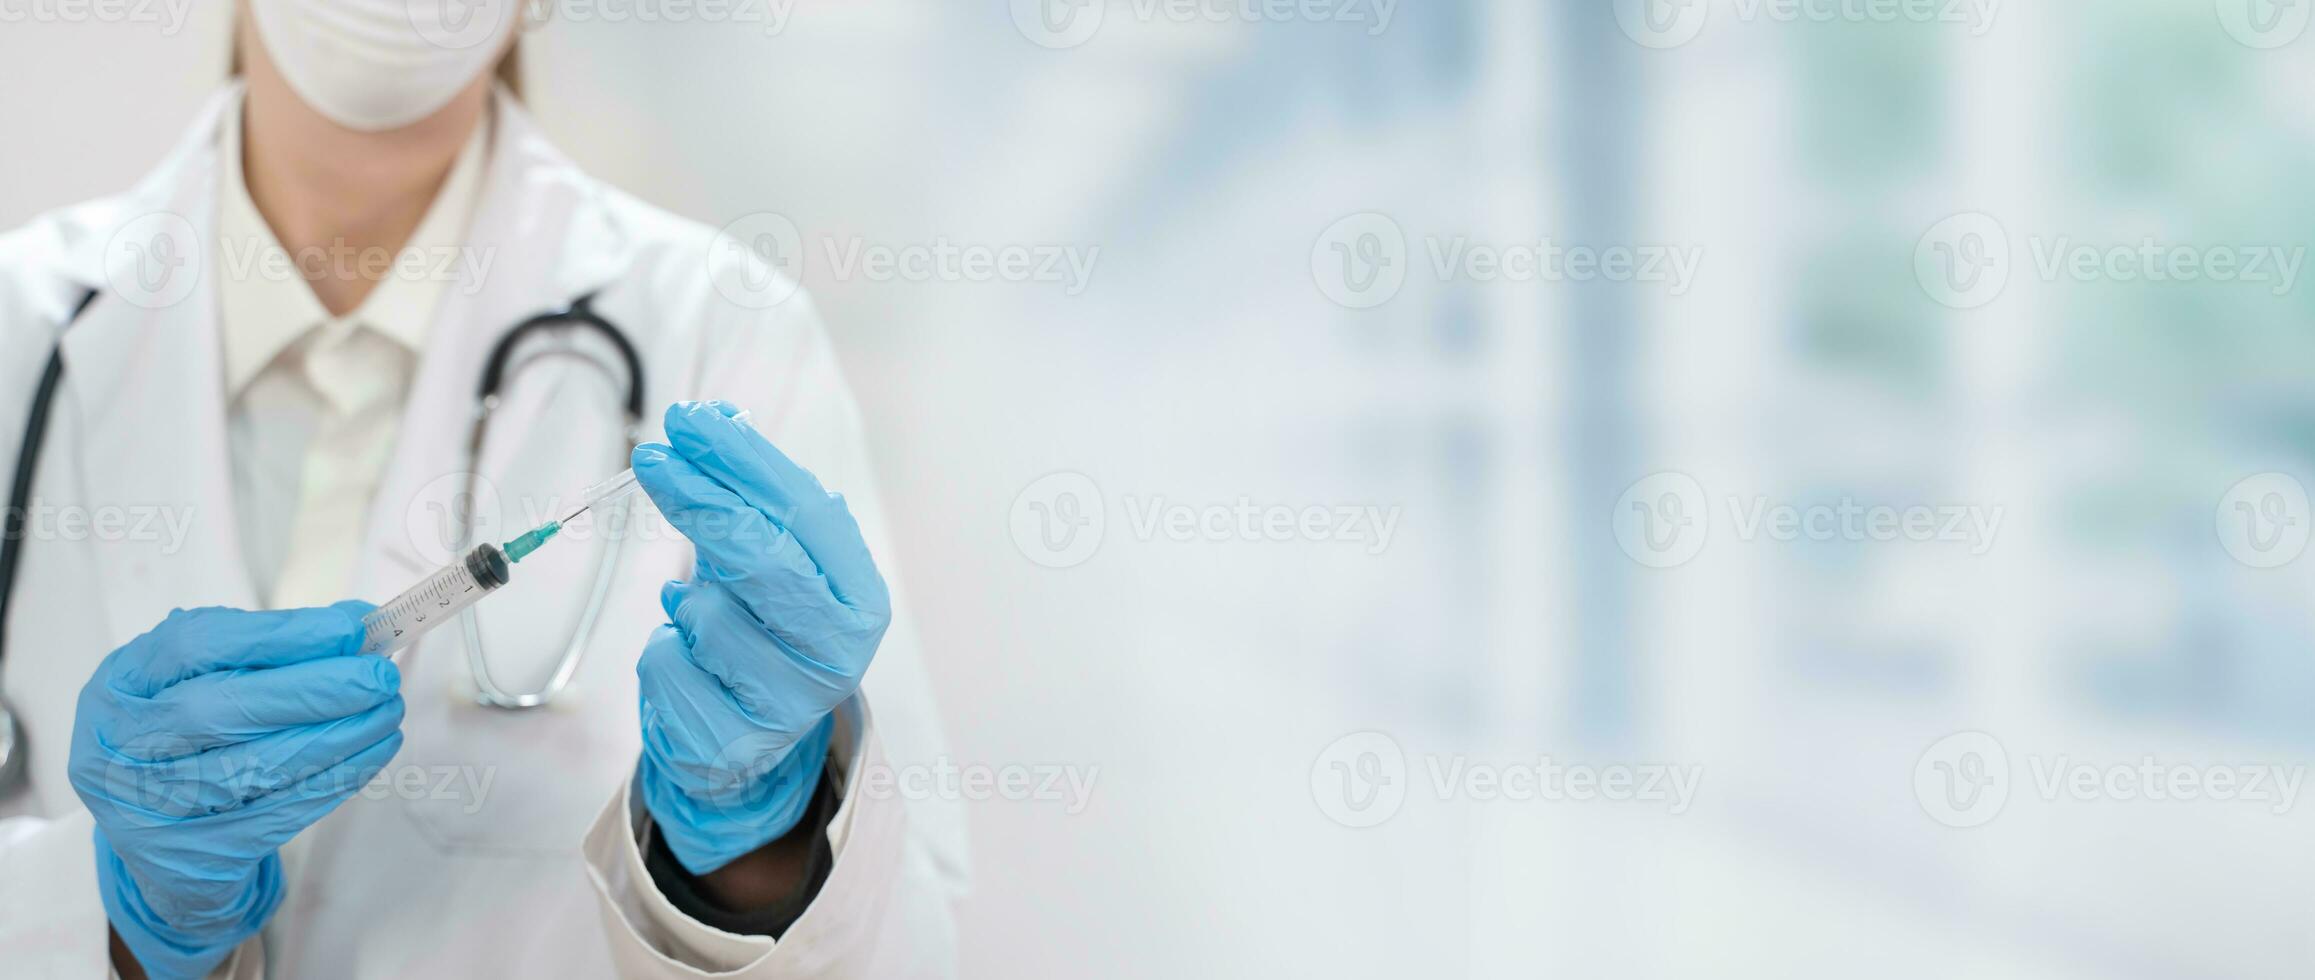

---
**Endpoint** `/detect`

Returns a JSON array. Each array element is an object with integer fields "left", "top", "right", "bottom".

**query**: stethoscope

[
  {"left": 0, "top": 288, "right": 644, "bottom": 791},
  {"left": 459, "top": 294, "right": 644, "bottom": 708}
]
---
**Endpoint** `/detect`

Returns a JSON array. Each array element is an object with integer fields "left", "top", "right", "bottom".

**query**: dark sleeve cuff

[{"left": 641, "top": 771, "right": 839, "bottom": 938}]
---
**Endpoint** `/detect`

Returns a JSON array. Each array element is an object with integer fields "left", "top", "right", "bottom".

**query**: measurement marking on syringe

[{"left": 361, "top": 546, "right": 511, "bottom": 659}]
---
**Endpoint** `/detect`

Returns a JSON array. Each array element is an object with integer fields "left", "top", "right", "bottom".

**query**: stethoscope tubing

[
  {"left": 0, "top": 289, "right": 96, "bottom": 795},
  {"left": 435, "top": 294, "right": 646, "bottom": 709},
  {"left": 0, "top": 289, "right": 644, "bottom": 791}
]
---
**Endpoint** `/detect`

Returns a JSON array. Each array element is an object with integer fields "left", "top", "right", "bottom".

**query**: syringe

[
  {"left": 359, "top": 468, "right": 650, "bottom": 658},
  {"left": 498, "top": 468, "right": 646, "bottom": 564},
  {"left": 498, "top": 408, "right": 751, "bottom": 564},
  {"left": 359, "top": 544, "right": 512, "bottom": 659},
  {"left": 359, "top": 423, "right": 720, "bottom": 658}
]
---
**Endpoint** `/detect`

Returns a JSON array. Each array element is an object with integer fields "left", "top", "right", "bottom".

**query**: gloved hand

[
  {"left": 66, "top": 603, "right": 403, "bottom": 980},
  {"left": 632, "top": 400, "right": 891, "bottom": 874}
]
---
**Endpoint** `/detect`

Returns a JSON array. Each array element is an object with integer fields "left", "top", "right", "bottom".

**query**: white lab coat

[{"left": 0, "top": 87, "right": 967, "bottom": 978}]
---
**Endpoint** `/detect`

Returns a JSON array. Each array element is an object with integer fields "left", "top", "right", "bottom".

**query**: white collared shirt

[{"left": 215, "top": 95, "right": 490, "bottom": 609}]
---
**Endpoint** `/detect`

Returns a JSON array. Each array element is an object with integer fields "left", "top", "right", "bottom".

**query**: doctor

[{"left": 0, "top": 1, "right": 964, "bottom": 978}]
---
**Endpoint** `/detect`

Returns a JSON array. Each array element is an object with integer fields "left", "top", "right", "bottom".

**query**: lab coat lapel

[
  {"left": 33, "top": 82, "right": 637, "bottom": 658},
  {"left": 56, "top": 98, "right": 259, "bottom": 642},
  {"left": 352, "top": 89, "right": 635, "bottom": 599}
]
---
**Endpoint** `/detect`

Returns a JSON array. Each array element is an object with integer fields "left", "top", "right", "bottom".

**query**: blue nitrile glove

[
  {"left": 66, "top": 603, "right": 403, "bottom": 980},
  {"left": 631, "top": 400, "right": 891, "bottom": 874}
]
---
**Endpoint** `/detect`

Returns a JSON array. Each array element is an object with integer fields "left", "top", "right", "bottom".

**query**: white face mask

[{"left": 244, "top": 0, "right": 519, "bottom": 132}]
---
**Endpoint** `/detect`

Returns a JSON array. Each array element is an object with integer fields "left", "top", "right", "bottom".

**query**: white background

[{"left": 8, "top": 1, "right": 2314, "bottom": 977}]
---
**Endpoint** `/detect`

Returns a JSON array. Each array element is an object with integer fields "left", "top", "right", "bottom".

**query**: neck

[{"left": 238, "top": 64, "right": 489, "bottom": 317}]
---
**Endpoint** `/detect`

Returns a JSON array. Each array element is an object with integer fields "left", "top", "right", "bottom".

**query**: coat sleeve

[
  {"left": 576, "top": 267, "right": 966, "bottom": 978},
  {"left": 0, "top": 218, "right": 269, "bottom": 980},
  {"left": 580, "top": 699, "right": 958, "bottom": 978},
  {"left": 0, "top": 810, "right": 113, "bottom": 975},
  {"left": 0, "top": 814, "right": 262, "bottom": 979}
]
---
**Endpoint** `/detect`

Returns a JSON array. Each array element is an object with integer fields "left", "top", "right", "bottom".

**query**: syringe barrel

[
  {"left": 359, "top": 544, "right": 512, "bottom": 658},
  {"left": 582, "top": 468, "right": 642, "bottom": 511}
]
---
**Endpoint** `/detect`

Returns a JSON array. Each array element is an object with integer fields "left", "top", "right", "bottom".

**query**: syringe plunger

[
  {"left": 561, "top": 468, "right": 643, "bottom": 524},
  {"left": 359, "top": 544, "right": 511, "bottom": 659}
]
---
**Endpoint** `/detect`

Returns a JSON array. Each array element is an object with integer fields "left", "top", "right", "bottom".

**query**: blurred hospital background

[{"left": 8, "top": 0, "right": 2315, "bottom": 976}]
